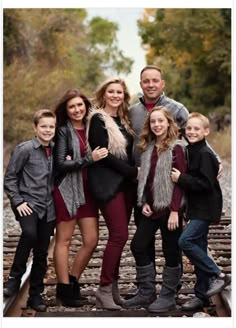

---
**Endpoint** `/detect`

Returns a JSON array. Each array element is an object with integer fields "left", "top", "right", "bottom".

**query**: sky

[{"left": 87, "top": 8, "right": 146, "bottom": 95}]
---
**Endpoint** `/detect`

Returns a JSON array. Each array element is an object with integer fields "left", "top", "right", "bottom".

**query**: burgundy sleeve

[{"left": 170, "top": 145, "right": 187, "bottom": 211}]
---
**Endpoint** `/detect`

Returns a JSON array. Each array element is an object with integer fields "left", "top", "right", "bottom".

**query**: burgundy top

[
  {"left": 146, "top": 144, "right": 187, "bottom": 219},
  {"left": 145, "top": 103, "right": 156, "bottom": 112},
  {"left": 44, "top": 146, "right": 51, "bottom": 157},
  {"left": 76, "top": 128, "right": 87, "bottom": 183}
]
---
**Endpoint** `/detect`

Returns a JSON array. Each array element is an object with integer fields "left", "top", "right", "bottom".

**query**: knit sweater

[{"left": 177, "top": 138, "right": 223, "bottom": 222}]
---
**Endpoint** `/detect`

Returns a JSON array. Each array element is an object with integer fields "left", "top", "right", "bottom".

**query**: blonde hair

[
  {"left": 138, "top": 106, "right": 179, "bottom": 153},
  {"left": 188, "top": 112, "right": 210, "bottom": 129},
  {"left": 93, "top": 78, "right": 133, "bottom": 134}
]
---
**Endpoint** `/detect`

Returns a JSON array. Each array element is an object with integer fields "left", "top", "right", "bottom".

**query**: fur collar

[
  {"left": 87, "top": 108, "right": 127, "bottom": 159},
  {"left": 138, "top": 139, "right": 185, "bottom": 211}
]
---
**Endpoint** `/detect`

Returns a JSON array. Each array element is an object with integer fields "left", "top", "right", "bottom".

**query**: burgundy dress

[{"left": 54, "top": 129, "right": 98, "bottom": 223}]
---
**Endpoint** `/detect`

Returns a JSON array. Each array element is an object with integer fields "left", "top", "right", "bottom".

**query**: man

[{"left": 130, "top": 65, "right": 189, "bottom": 168}]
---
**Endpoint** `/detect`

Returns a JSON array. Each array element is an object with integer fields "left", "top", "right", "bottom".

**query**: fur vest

[
  {"left": 138, "top": 140, "right": 185, "bottom": 211},
  {"left": 86, "top": 108, "right": 127, "bottom": 159}
]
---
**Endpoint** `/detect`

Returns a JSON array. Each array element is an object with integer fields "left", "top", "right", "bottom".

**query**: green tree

[
  {"left": 138, "top": 9, "right": 231, "bottom": 114},
  {"left": 4, "top": 9, "right": 133, "bottom": 145}
]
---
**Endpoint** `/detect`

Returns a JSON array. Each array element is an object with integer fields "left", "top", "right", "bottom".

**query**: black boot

[
  {"left": 122, "top": 263, "right": 156, "bottom": 309},
  {"left": 69, "top": 275, "right": 88, "bottom": 304},
  {"left": 56, "top": 283, "right": 82, "bottom": 307},
  {"left": 27, "top": 294, "right": 47, "bottom": 312},
  {"left": 148, "top": 265, "right": 181, "bottom": 313},
  {"left": 3, "top": 277, "right": 21, "bottom": 297}
]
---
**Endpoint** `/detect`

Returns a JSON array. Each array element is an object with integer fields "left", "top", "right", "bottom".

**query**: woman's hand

[
  {"left": 171, "top": 168, "right": 181, "bottom": 183},
  {"left": 168, "top": 211, "right": 179, "bottom": 231},
  {"left": 142, "top": 203, "right": 153, "bottom": 217},
  {"left": 92, "top": 146, "right": 108, "bottom": 161},
  {"left": 17, "top": 202, "right": 33, "bottom": 217}
]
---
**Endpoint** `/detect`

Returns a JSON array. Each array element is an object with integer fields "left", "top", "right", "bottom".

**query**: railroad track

[{"left": 3, "top": 215, "right": 231, "bottom": 317}]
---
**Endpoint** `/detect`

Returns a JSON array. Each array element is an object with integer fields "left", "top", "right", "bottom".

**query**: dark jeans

[
  {"left": 178, "top": 219, "right": 220, "bottom": 300},
  {"left": 131, "top": 213, "right": 182, "bottom": 268},
  {"left": 9, "top": 211, "right": 55, "bottom": 296}
]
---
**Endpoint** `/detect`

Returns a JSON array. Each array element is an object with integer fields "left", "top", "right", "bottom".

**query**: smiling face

[
  {"left": 185, "top": 117, "right": 210, "bottom": 144},
  {"left": 140, "top": 68, "right": 165, "bottom": 103},
  {"left": 150, "top": 110, "right": 169, "bottom": 140},
  {"left": 66, "top": 96, "right": 87, "bottom": 126},
  {"left": 104, "top": 83, "right": 124, "bottom": 111},
  {"left": 34, "top": 117, "right": 56, "bottom": 146}
]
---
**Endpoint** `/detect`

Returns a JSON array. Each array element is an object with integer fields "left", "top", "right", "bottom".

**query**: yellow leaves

[{"left": 175, "top": 52, "right": 192, "bottom": 70}]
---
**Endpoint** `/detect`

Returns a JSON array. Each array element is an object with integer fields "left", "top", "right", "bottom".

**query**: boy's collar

[
  {"left": 188, "top": 138, "right": 206, "bottom": 147},
  {"left": 32, "top": 137, "right": 54, "bottom": 149}
]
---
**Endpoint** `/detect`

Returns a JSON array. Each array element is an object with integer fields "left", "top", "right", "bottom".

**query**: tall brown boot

[{"left": 96, "top": 284, "right": 121, "bottom": 310}]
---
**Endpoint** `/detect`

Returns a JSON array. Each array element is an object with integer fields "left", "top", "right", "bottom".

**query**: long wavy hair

[
  {"left": 93, "top": 78, "right": 133, "bottom": 134},
  {"left": 54, "top": 88, "right": 91, "bottom": 127},
  {"left": 138, "top": 106, "right": 180, "bottom": 153}
]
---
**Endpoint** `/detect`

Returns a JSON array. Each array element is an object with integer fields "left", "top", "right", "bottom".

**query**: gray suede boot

[
  {"left": 96, "top": 284, "right": 122, "bottom": 310},
  {"left": 122, "top": 263, "right": 156, "bottom": 309},
  {"left": 148, "top": 265, "right": 181, "bottom": 313},
  {"left": 112, "top": 280, "right": 123, "bottom": 305}
]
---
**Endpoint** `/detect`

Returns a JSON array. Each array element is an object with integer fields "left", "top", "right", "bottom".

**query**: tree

[
  {"left": 4, "top": 9, "right": 133, "bottom": 145},
  {"left": 138, "top": 9, "right": 231, "bottom": 114}
]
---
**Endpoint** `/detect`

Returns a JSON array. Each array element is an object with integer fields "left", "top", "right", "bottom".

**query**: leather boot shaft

[{"left": 96, "top": 284, "right": 122, "bottom": 310}]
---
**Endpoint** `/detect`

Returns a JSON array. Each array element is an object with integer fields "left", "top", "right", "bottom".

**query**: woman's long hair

[
  {"left": 93, "top": 78, "right": 133, "bottom": 134},
  {"left": 54, "top": 88, "right": 91, "bottom": 127},
  {"left": 138, "top": 106, "right": 179, "bottom": 153}
]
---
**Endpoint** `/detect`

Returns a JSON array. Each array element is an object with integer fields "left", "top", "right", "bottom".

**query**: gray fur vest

[
  {"left": 86, "top": 108, "right": 128, "bottom": 159},
  {"left": 138, "top": 140, "right": 185, "bottom": 211}
]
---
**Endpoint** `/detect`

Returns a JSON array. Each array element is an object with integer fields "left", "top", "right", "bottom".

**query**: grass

[{"left": 207, "top": 126, "right": 231, "bottom": 162}]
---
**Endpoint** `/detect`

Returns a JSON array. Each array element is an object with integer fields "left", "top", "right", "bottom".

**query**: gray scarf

[
  {"left": 58, "top": 120, "right": 85, "bottom": 217},
  {"left": 138, "top": 140, "right": 185, "bottom": 211}
]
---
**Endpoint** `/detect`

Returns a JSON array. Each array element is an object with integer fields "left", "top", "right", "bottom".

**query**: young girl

[
  {"left": 123, "top": 106, "right": 187, "bottom": 312},
  {"left": 53, "top": 89, "right": 108, "bottom": 307}
]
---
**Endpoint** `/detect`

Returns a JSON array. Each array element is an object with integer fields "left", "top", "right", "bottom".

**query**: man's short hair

[{"left": 140, "top": 65, "right": 163, "bottom": 79}]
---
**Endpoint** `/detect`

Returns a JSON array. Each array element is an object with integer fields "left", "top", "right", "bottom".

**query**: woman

[
  {"left": 123, "top": 106, "right": 187, "bottom": 312},
  {"left": 87, "top": 78, "right": 138, "bottom": 310},
  {"left": 53, "top": 89, "right": 108, "bottom": 307}
]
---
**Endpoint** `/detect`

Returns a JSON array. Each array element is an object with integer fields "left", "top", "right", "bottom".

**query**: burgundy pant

[{"left": 99, "top": 186, "right": 134, "bottom": 285}]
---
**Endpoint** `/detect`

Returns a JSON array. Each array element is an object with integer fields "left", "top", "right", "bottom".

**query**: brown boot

[
  {"left": 96, "top": 284, "right": 121, "bottom": 310},
  {"left": 112, "top": 280, "right": 123, "bottom": 305}
]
